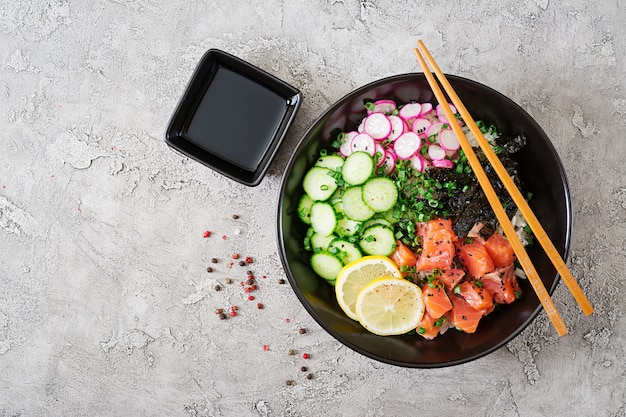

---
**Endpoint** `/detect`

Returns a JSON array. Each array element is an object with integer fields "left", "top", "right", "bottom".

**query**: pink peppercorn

[
  {"left": 229, "top": 310, "right": 237, "bottom": 317},
  {"left": 263, "top": 344, "right": 269, "bottom": 352},
  {"left": 302, "top": 353, "right": 310, "bottom": 359},
  {"left": 203, "top": 231, "right": 211, "bottom": 238},
  {"left": 248, "top": 295, "right": 255, "bottom": 301},
  {"left": 257, "top": 303, "right": 264, "bottom": 309}
]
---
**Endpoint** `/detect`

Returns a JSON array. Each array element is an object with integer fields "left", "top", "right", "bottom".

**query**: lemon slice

[
  {"left": 355, "top": 277, "right": 424, "bottom": 336},
  {"left": 335, "top": 256, "right": 402, "bottom": 320}
]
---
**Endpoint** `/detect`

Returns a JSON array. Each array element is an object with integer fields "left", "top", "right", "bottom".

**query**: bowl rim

[{"left": 277, "top": 72, "right": 573, "bottom": 368}]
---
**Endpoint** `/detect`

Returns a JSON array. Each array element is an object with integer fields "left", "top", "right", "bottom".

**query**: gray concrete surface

[{"left": 1, "top": 1, "right": 625, "bottom": 416}]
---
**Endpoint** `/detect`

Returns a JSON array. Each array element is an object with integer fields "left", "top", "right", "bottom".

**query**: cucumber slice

[
  {"left": 333, "top": 200, "right": 362, "bottom": 237},
  {"left": 362, "top": 217, "right": 393, "bottom": 230},
  {"left": 328, "top": 239, "right": 362, "bottom": 265},
  {"left": 310, "top": 251, "right": 344, "bottom": 281},
  {"left": 303, "top": 166, "right": 338, "bottom": 201},
  {"left": 381, "top": 207, "right": 401, "bottom": 224},
  {"left": 342, "top": 151, "right": 374, "bottom": 185},
  {"left": 315, "top": 154, "right": 345, "bottom": 171},
  {"left": 297, "top": 193, "right": 315, "bottom": 225},
  {"left": 303, "top": 227, "right": 315, "bottom": 251},
  {"left": 362, "top": 177, "right": 398, "bottom": 212},
  {"left": 341, "top": 186, "right": 375, "bottom": 221},
  {"left": 310, "top": 202, "right": 337, "bottom": 236},
  {"left": 311, "top": 232, "right": 336, "bottom": 251},
  {"left": 359, "top": 225, "right": 397, "bottom": 256}
]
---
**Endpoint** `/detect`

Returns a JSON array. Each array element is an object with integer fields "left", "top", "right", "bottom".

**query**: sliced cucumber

[
  {"left": 310, "top": 232, "right": 336, "bottom": 251},
  {"left": 362, "top": 217, "right": 393, "bottom": 230},
  {"left": 328, "top": 239, "right": 362, "bottom": 265},
  {"left": 359, "top": 225, "right": 397, "bottom": 256},
  {"left": 297, "top": 193, "right": 315, "bottom": 225},
  {"left": 303, "top": 227, "right": 315, "bottom": 251},
  {"left": 342, "top": 151, "right": 374, "bottom": 186},
  {"left": 315, "top": 154, "right": 345, "bottom": 171},
  {"left": 362, "top": 177, "right": 398, "bottom": 212},
  {"left": 381, "top": 207, "right": 401, "bottom": 224},
  {"left": 303, "top": 166, "right": 338, "bottom": 201},
  {"left": 342, "top": 186, "right": 375, "bottom": 221},
  {"left": 333, "top": 200, "right": 362, "bottom": 237},
  {"left": 310, "top": 251, "right": 344, "bottom": 281},
  {"left": 310, "top": 202, "right": 337, "bottom": 236}
]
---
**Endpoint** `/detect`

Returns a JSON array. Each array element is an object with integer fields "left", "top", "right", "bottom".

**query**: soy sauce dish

[
  {"left": 165, "top": 49, "right": 301, "bottom": 186},
  {"left": 276, "top": 73, "right": 572, "bottom": 368}
]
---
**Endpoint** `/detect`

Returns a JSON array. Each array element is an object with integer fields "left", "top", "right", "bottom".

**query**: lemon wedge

[
  {"left": 335, "top": 256, "right": 402, "bottom": 321},
  {"left": 355, "top": 277, "right": 424, "bottom": 336}
]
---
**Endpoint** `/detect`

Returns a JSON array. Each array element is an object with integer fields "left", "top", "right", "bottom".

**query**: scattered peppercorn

[
  {"left": 287, "top": 349, "right": 295, "bottom": 355},
  {"left": 206, "top": 267, "right": 213, "bottom": 273},
  {"left": 306, "top": 373, "right": 313, "bottom": 380},
  {"left": 222, "top": 235, "right": 227, "bottom": 240},
  {"left": 263, "top": 344, "right": 269, "bottom": 352},
  {"left": 245, "top": 256, "right": 253, "bottom": 264},
  {"left": 302, "top": 353, "right": 310, "bottom": 359},
  {"left": 246, "top": 277, "right": 255, "bottom": 285},
  {"left": 214, "top": 308, "right": 224, "bottom": 314},
  {"left": 285, "top": 380, "right": 293, "bottom": 386},
  {"left": 214, "top": 285, "right": 222, "bottom": 291},
  {"left": 300, "top": 366, "right": 308, "bottom": 372},
  {"left": 232, "top": 253, "right": 239, "bottom": 259},
  {"left": 232, "top": 214, "right": 239, "bottom": 219},
  {"left": 225, "top": 278, "right": 233, "bottom": 284},
  {"left": 219, "top": 313, "right": 227, "bottom": 320},
  {"left": 257, "top": 303, "right": 264, "bottom": 309},
  {"left": 298, "top": 328, "right": 307, "bottom": 334},
  {"left": 248, "top": 295, "right": 255, "bottom": 301},
  {"left": 278, "top": 279, "right": 286, "bottom": 285},
  {"left": 203, "top": 231, "right": 211, "bottom": 238},
  {"left": 239, "top": 260, "right": 246, "bottom": 266},
  {"left": 211, "top": 258, "right": 218, "bottom": 263},
  {"left": 229, "top": 310, "right": 237, "bottom": 317}
]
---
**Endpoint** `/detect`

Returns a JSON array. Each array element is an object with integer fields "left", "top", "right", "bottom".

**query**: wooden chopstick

[
  {"left": 415, "top": 40, "right": 594, "bottom": 317},
  {"left": 413, "top": 46, "right": 569, "bottom": 336}
]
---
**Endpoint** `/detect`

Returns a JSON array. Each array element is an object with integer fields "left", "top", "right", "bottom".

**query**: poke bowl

[{"left": 276, "top": 73, "right": 572, "bottom": 368}]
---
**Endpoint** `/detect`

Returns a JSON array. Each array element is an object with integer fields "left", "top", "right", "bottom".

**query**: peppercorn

[
  {"left": 232, "top": 214, "right": 239, "bottom": 219},
  {"left": 214, "top": 285, "right": 221, "bottom": 291},
  {"left": 298, "top": 328, "right": 307, "bottom": 334},
  {"left": 214, "top": 308, "right": 224, "bottom": 314},
  {"left": 306, "top": 373, "right": 313, "bottom": 380},
  {"left": 302, "top": 353, "right": 310, "bottom": 359},
  {"left": 285, "top": 380, "right": 293, "bottom": 386},
  {"left": 232, "top": 253, "right": 239, "bottom": 259},
  {"left": 206, "top": 267, "right": 213, "bottom": 273},
  {"left": 219, "top": 313, "right": 227, "bottom": 320},
  {"left": 257, "top": 303, "right": 264, "bottom": 309},
  {"left": 278, "top": 279, "right": 286, "bottom": 285},
  {"left": 211, "top": 258, "right": 218, "bottom": 263},
  {"left": 287, "top": 349, "right": 295, "bottom": 355},
  {"left": 239, "top": 260, "right": 246, "bottom": 266},
  {"left": 300, "top": 366, "right": 307, "bottom": 372},
  {"left": 246, "top": 278, "right": 255, "bottom": 285},
  {"left": 225, "top": 278, "right": 233, "bottom": 284}
]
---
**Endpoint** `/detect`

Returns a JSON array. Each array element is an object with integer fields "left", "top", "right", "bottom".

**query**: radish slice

[
  {"left": 436, "top": 103, "right": 460, "bottom": 125},
  {"left": 339, "top": 131, "right": 358, "bottom": 157},
  {"left": 363, "top": 113, "right": 392, "bottom": 140},
  {"left": 357, "top": 118, "right": 365, "bottom": 133},
  {"left": 350, "top": 133, "right": 376, "bottom": 156},
  {"left": 409, "top": 155, "right": 427, "bottom": 172},
  {"left": 426, "top": 122, "right": 444, "bottom": 139},
  {"left": 438, "top": 128, "right": 460, "bottom": 151},
  {"left": 398, "top": 102, "right": 422, "bottom": 123},
  {"left": 428, "top": 144, "right": 446, "bottom": 160},
  {"left": 369, "top": 99, "right": 397, "bottom": 115},
  {"left": 432, "top": 158, "right": 454, "bottom": 169},
  {"left": 411, "top": 118, "right": 432, "bottom": 137},
  {"left": 388, "top": 115, "right": 406, "bottom": 141},
  {"left": 394, "top": 132, "right": 422, "bottom": 160},
  {"left": 374, "top": 143, "right": 386, "bottom": 167},
  {"left": 381, "top": 151, "right": 397, "bottom": 174},
  {"left": 421, "top": 102, "right": 433, "bottom": 115},
  {"left": 445, "top": 149, "right": 458, "bottom": 159}
]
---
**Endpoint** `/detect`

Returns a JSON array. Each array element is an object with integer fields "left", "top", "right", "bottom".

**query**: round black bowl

[{"left": 277, "top": 73, "right": 572, "bottom": 368}]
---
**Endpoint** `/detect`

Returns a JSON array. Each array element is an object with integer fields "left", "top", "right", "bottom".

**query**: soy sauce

[{"left": 184, "top": 67, "right": 288, "bottom": 172}]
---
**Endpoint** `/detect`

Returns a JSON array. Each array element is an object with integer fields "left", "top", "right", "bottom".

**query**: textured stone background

[{"left": 1, "top": 1, "right": 624, "bottom": 416}]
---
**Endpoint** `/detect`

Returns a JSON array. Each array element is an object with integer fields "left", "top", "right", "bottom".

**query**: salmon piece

[
  {"left": 482, "top": 264, "right": 522, "bottom": 304},
  {"left": 416, "top": 220, "right": 458, "bottom": 271},
  {"left": 457, "top": 241, "right": 495, "bottom": 278},
  {"left": 416, "top": 310, "right": 447, "bottom": 340},
  {"left": 438, "top": 268, "right": 466, "bottom": 292},
  {"left": 448, "top": 294, "right": 483, "bottom": 333},
  {"left": 484, "top": 233, "right": 516, "bottom": 268},
  {"left": 458, "top": 280, "right": 494, "bottom": 315},
  {"left": 389, "top": 240, "right": 417, "bottom": 274},
  {"left": 423, "top": 282, "right": 453, "bottom": 319}
]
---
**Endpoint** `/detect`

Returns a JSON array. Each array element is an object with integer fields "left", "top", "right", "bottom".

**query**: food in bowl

[
  {"left": 277, "top": 73, "right": 571, "bottom": 367},
  {"left": 296, "top": 98, "right": 532, "bottom": 339}
]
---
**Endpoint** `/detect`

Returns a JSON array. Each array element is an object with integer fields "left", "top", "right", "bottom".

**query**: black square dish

[{"left": 165, "top": 49, "right": 302, "bottom": 186}]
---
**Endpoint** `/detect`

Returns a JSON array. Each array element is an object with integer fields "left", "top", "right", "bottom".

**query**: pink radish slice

[
  {"left": 409, "top": 155, "right": 427, "bottom": 172},
  {"left": 388, "top": 115, "right": 407, "bottom": 141},
  {"left": 374, "top": 143, "right": 386, "bottom": 167},
  {"left": 363, "top": 113, "right": 392, "bottom": 140},
  {"left": 350, "top": 133, "right": 376, "bottom": 156},
  {"left": 438, "top": 128, "right": 460, "bottom": 151},
  {"left": 428, "top": 144, "right": 446, "bottom": 160},
  {"left": 411, "top": 118, "right": 432, "bottom": 137},
  {"left": 426, "top": 122, "right": 444, "bottom": 139},
  {"left": 381, "top": 152, "right": 397, "bottom": 174},
  {"left": 357, "top": 118, "right": 365, "bottom": 133},
  {"left": 432, "top": 158, "right": 454, "bottom": 168},
  {"left": 394, "top": 132, "right": 422, "bottom": 160},
  {"left": 369, "top": 99, "right": 397, "bottom": 115},
  {"left": 398, "top": 102, "right": 422, "bottom": 123},
  {"left": 421, "top": 102, "right": 433, "bottom": 115},
  {"left": 340, "top": 131, "right": 358, "bottom": 157},
  {"left": 436, "top": 103, "right": 460, "bottom": 125},
  {"left": 445, "top": 149, "right": 458, "bottom": 159}
]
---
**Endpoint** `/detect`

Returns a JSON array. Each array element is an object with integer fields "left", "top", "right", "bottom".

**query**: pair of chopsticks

[{"left": 413, "top": 40, "right": 593, "bottom": 336}]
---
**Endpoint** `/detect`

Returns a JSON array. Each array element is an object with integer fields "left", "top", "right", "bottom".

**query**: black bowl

[{"left": 277, "top": 73, "right": 572, "bottom": 368}]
